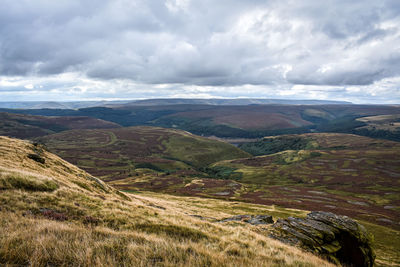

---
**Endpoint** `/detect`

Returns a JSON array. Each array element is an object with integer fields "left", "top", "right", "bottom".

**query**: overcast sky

[{"left": 0, "top": 0, "right": 399, "bottom": 103}]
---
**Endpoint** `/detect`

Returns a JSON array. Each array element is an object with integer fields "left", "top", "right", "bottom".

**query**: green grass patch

[
  {"left": 201, "top": 166, "right": 242, "bottom": 180},
  {"left": 361, "top": 221, "right": 400, "bottom": 266},
  {"left": 71, "top": 180, "right": 92, "bottom": 191},
  {"left": 134, "top": 223, "right": 210, "bottom": 242},
  {"left": 273, "top": 150, "right": 321, "bottom": 165},
  {"left": 239, "top": 136, "right": 317, "bottom": 156},
  {"left": 0, "top": 172, "right": 58, "bottom": 192},
  {"left": 164, "top": 135, "right": 250, "bottom": 168},
  {"left": 135, "top": 162, "right": 165, "bottom": 172}
]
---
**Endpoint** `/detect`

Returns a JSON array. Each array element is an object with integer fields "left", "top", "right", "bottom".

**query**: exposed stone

[
  {"left": 214, "top": 191, "right": 230, "bottom": 196},
  {"left": 27, "top": 153, "right": 45, "bottom": 164},
  {"left": 383, "top": 205, "right": 396, "bottom": 210},
  {"left": 270, "top": 211, "right": 375, "bottom": 267},
  {"left": 347, "top": 200, "right": 369, "bottom": 206},
  {"left": 220, "top": 214, "right": 274, "bottom": 225},
  {"left": 376, "top": 218, "right": 393, "bottom": 224}
]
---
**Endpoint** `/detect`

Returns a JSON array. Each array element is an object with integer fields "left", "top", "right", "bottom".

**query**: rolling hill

[
  {"left": 106, "top": 133, "right": 400, "bottom": 230},
  {"left": 210, "top": 134, "right": 400, "bottom": 228},
  {"left": 0, "top": 135, "right": 336, "bottom": 266},
  {"left": 2, "top": 103, "right": 399, "bottom": 140},
  {"left": 0, "top": 112, "right": 121, "bottom": 139},
  {"left": 147, "top": 104, "right": 400, "bottom": 139},
  {"left": 36, "top": 126, "right": 250, "bottom": 182},
  {"left": 0, "top": 100, "right": 131, "bottom": 109},
  {"left": 37, "top": 128, "right": 400, "bottom": 232},
  {"left": 121, "top": 98, "right": 352, "bottom": 106}
]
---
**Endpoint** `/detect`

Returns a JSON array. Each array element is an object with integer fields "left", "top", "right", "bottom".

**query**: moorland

[{"left": 0, "top": 99, "right": 399, "bottom": 266}]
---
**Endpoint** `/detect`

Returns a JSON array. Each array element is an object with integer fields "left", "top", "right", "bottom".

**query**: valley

[
  {"left": 2, "top": 102, "right": 400, "bottom": 140},
  {"left": 0, "top": 136, "right": 336, "bottom": 266},
  {"left": 38, "top": 128, "right": 399, "bottom": 231},
  {"left": 0, "top": 102, "right": 400, "bottom": 266}
]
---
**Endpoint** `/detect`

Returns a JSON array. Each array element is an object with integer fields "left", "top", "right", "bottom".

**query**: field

[
  {"left": 0, "top": 135, "right": 335, "bottom": 266},
  {"left": 356, "top": 114, "right": 400, "bottom": 132}
]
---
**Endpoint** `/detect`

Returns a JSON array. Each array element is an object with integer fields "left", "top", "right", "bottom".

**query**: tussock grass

[
  {"left": 134, "top": 223, "right": 211, "bottom": 242},
  {"left": 0, "top": 171, "right": 58, "bottom": 192},
  {"left": 0, "top": 136, "right": 333, "bottom": 266}
]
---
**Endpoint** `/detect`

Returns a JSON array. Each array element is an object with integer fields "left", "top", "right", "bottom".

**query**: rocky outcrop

[
  {"left": 271, "top": 211, "right": 375, "bottom": 267},
  {"left": 220, "top": 214, "right": 274, "bottom": 225}
]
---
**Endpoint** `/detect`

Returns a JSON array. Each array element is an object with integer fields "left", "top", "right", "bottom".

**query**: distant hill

[
  {"left": 0, "top": 98, "right": 352, "bottom": 110},
  {"left": 0, "top": 112, "right": 121, "bottom": 139},
  {"left": 1, "top": 104, "right": 399, "bottom": 140},
  {"left": 122, "top": 98, "right": 352, "bottom": 106},
  {"left": 0, "top": 100, "right": 130, "bottom": 109}
]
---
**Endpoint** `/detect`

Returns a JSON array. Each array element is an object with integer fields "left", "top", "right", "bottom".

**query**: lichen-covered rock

[
  {"left": 270, "top": 211, "right": 375, "bottom": 267},
  {"left": 220, "top": 214, "right": 274, "bottom": 225}
]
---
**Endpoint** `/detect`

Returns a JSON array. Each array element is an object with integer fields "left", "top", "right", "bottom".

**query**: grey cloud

[
  {"left": 0, "top": 0, "right": 399, "bottom": 102},
  {"left": 357, "top": 28, "right": 397, "bottom": 44},
  {"left": 287, "top": 69, "right": 384, "bottom": 86}
]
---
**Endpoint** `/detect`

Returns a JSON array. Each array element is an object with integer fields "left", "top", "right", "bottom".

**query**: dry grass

[{"left": 0, "top": 136, "right": 333, "bottom": 266}]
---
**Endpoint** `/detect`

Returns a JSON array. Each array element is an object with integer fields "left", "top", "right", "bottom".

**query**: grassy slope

[
  {"left": 109, "top": 133, "right": 400, "bottom": 265},
  {"left": 149, "top": 104, "right": 400, "bottom": 136},
  {"left": 0, "top": 135, "right": 332, "bottom": 266},
  {"left": 141, "top": 192, "right": 400, "bottom": 267},
  {"left": 211, "top": 134, "right": 400, "bottom": 221},
  {"left": 37, "top": 126, "right": 250, "bottom": 181},
  {"left": 356, "top": 114, "right": 400, "bottom": 131}
]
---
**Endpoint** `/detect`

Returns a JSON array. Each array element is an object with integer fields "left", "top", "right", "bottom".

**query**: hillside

[
  {"left": 0, "top": 135, "right": 334, "bottom": 266},
  {"left": 0, "top": 112, "right": 121, "bottom": 139},
  {"left": 36, "top": 126, "right": 250, "bottom": 181},
  {"left": 2, "top": 103, "right": 399, "bottom": 140},
  {"left": 209, "top": 134, "right": 400, "bottom": 228},
  {"left": 106, "top": 133, "right": 400, "bottom": 260},
  {"left": 149, "top": 104, "right": 400, "bottom": 139},
  {"left": 37, "top": 128, "right": 400, "bottom": 231},
  {"left": 102, "top": 133, "right": 400, "bottom": 265}
]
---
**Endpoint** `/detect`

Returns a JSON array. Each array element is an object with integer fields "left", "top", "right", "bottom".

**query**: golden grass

[{"left": 0, "top": 136, "right": 333, "bottom": 266}]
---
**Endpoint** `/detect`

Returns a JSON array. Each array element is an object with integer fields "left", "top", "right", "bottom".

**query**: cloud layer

[{"left": 0, "top": 0, "right": 399, "bottom": 102}]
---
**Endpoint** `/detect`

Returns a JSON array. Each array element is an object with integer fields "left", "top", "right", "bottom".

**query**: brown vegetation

[
  {"left": 0, "top": 112, "right": 121, "bottom": 139},
  {"left": 0, "top": 135, "right": 332, "bottom": 266}
]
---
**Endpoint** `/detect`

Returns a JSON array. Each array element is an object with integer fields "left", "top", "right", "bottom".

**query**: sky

[{"left": 0, "top": 0, "right": 399, "bottom": 103}]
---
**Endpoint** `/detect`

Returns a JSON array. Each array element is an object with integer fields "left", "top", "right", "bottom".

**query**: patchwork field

[
  {"left": 356, "top": 114, "right": 400, "bottom": 131},
  {"left": 37, "top": 126, "right": 250, "bottom": 182}
]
